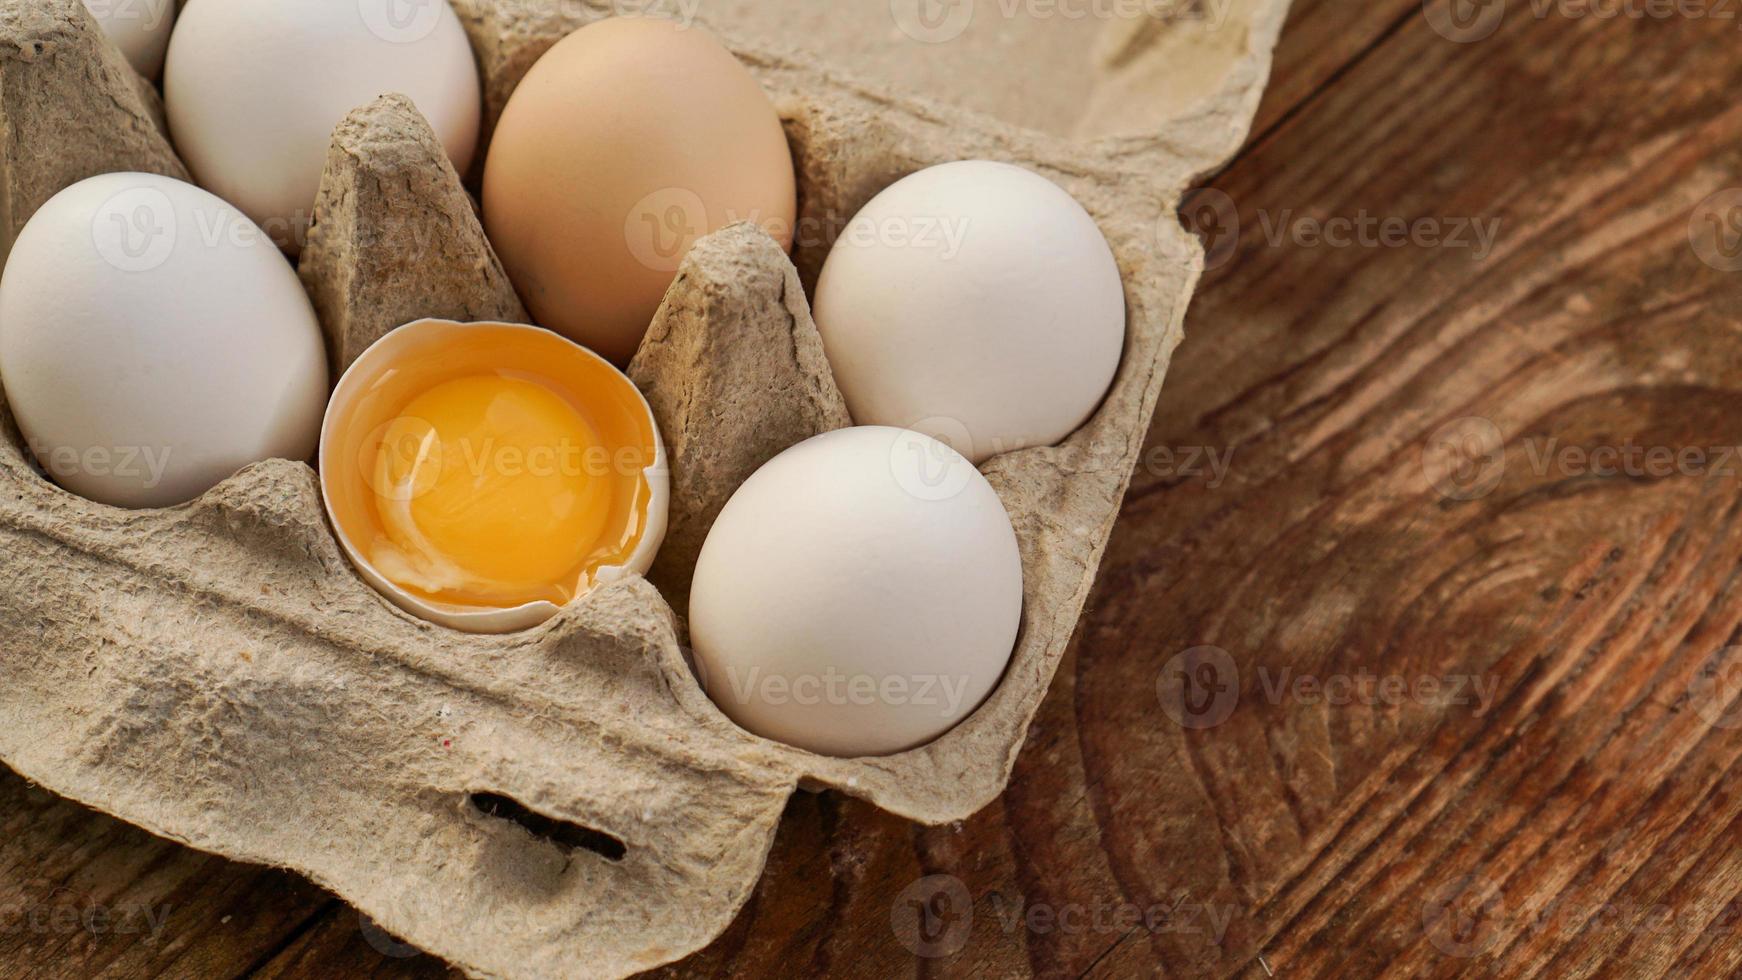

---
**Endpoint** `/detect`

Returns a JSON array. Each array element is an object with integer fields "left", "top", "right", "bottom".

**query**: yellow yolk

[
  {"left": 321, "top": 321, "right": 664, "bottom": 630},
  {"left": 367, "top": 376, "right": 609, "bottom": 606}
]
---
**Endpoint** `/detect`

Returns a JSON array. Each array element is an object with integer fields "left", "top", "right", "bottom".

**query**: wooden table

[{"left": 8, "top": 1, "right": 1742, "bottom": 975}]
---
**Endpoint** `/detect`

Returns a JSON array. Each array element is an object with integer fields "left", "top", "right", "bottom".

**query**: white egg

[
  {"left": 689, "top": 426, "right": 1023, "bottom": 757},
  {"left": 0, "top": 173, "right": 329, "bottom": 508},
  {"left": 163, "top": 0, "right": 480, "bottom": 254},
  {"left": 812, "top": 160, "right": 1126, "bottom": 464},
  {"left": 84, "top": 0, "right": 176, "bottom": 79}
]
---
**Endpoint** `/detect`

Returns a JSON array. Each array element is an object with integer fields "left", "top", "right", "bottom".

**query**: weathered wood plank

[{"left": 0, "top": 769, "right": 332, "bottom": 978}]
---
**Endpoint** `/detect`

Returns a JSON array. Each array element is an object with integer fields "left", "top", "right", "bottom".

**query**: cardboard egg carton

[{"left": 0, "top": 1, "right": 1289, "bottom": 977}]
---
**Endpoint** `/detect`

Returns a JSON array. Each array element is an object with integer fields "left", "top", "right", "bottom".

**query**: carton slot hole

[{"left": 468, "top": 792, "right": 627, "bottom": 862}]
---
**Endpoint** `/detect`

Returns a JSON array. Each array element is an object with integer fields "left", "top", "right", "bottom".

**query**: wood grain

[{"left": 9, "top": 2, "right": 1742, "bottom": 977}]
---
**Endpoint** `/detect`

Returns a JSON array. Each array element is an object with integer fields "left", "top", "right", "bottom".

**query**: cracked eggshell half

[{"left": 319, "top": 319, "right": 668, "bottom": 634}]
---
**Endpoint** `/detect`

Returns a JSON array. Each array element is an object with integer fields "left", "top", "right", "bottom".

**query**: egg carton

[{"left": 0, "top": 1, "right": 1289, "bottom": 977}]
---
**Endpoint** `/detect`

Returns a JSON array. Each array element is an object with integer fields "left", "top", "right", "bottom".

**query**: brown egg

[{"left": 483, "top": 18, "right": 797, "bottom": 365}]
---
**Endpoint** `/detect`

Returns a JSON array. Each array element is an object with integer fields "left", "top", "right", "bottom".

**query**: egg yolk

[
  {"left": 367, "top": 375, "right": 612, "bottom": 606},
  {"left": 332, "top": 352, "right": 658, "bottom": 612}
]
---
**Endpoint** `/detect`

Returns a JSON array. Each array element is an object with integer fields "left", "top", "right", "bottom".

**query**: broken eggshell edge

[{"left": 318, "top": 317, "right": 671, "bottom": 635}]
